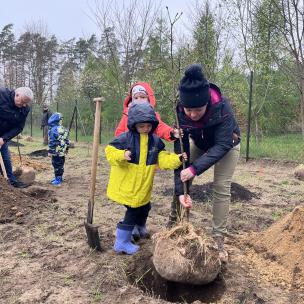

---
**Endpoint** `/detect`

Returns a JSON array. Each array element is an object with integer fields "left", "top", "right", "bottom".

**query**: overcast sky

[{"left": 0, "top": 0, "right": 190, "bottom": 40}]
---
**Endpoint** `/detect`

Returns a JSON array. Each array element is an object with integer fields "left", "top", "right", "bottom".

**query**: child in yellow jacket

[{"left": 105, "top": 103, "right": 187, "bottom": 255}]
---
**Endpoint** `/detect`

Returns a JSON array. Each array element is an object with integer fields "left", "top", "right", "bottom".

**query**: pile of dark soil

[
  {"left": 28, "top": 149, "right": 48, "bottom": 157},
  {"left": 160, "top": 182, "right": 259, "bottom": 202},
  {"left": 0, "top": 178, "right": 55, "bottom": 224},
  {"left": 8, "top": 140, "right": 24, "bottom": 147},
  {"left": 249, "top": 206, "right": 304, "bottom": 288}
]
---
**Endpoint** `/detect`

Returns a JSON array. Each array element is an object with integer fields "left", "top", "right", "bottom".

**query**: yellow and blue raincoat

[
  {"left": 48, "top": 113, "right": 69, "bottom": 157},
  {"left": 105, "top": 103, "right": 181, "bottom": 208}
]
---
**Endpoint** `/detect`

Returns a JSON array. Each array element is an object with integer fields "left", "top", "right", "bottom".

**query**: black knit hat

[{"left": 179, "top": 64, "right": 210, "bottom": 108}]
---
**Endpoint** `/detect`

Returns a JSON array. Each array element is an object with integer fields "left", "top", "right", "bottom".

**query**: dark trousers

[
  {"left": 51, "top": 155, "right": 65, "bottom": 177},
  {"left": 42, "top": 126, "right": 48, "bottom": 145},
  {"left": 0, "top": 142, "right": 17, "bottom": 183},
  {"left": 122, "top": 202, "right": 151, "bottom": 227}
]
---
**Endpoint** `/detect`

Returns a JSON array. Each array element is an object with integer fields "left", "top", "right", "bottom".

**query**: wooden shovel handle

[
  {"left": 0, "top": 153, "right": 8, "bottom": 179},
  {"left": 90, "top": 98, "right": 103, "bottom": 202}
]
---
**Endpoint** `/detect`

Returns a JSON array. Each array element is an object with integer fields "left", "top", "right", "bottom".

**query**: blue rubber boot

[
  {"left": 132, "top": 225, "right": 150, "bottom": 241},
  {"left": 51, "top": 176, "right": 62, "bottom": 186},
  {"left": 114, "top": 223, "right": 139, "bottom": 255}
]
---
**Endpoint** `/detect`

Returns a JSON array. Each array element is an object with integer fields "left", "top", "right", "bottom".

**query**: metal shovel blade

[{"left": 84, "top": 221, "right": 102, "bottom": 251}]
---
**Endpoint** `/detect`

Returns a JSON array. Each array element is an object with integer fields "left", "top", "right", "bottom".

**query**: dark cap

[{"left": 179, "top": 64, "right": 210, "bottom": 108}]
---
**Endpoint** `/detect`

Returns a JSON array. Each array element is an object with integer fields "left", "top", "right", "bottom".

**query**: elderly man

[{"left": 0, "top": 87, "right": 33, "bottom": 188}]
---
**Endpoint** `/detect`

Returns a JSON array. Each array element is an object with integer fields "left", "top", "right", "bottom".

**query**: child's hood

[
  {"left": 127, "top": 103, "right": 159, "bottom": 132},
  {"left": 48, "top": 112, "right": 63, "bottom": 127},
  {"left": 122, "top": 82, "right": 156, "bottom": 112}
]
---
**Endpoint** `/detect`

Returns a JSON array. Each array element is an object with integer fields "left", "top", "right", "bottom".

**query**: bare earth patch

[{"left": 1, "top": 144, "right": 304, "bottom": 303}]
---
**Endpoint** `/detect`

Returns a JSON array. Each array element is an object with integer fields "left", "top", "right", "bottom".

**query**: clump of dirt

[
  {"left": 152, "top": 223, "right": 221, "bottom": 285},
  {"left": 24, "top": 186, "right": 56, "bottom": 202},
  {"left": 294, "top": 164, "right": 304, "bottom": 181},
  {"left": 11, "top": 154, "right": 50, "bottom": 171},
  {"left": 127, "top": 242, "right": 226, "bottom": 303},
  {"left": 28, "top": 149, "right": 48, "bottom": 157},
  {"left": 248, "top": 206, "right": 304, "bottom": 289},
  {"left": 160, "top": 182, "right": 259, "bottom": 202},
  {"left": 0, "top": 178, "right": 55, "bottom": 224},
  {"left": 24, "top": 136, "right": 33, "bottom": 142}
]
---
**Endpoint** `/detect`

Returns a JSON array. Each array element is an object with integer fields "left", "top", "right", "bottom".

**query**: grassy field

[
  {"left": 241, "top": 133, "right": 304, "bottom": 163},
  {"left": 22, "top": 125, "right": 115, "bottom": 145}
]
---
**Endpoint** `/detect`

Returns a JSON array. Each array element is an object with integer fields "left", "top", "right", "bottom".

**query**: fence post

[{"left": 246, "top": 71, "right": 253, "bottom": 162}]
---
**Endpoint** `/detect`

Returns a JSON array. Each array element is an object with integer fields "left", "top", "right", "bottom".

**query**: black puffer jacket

[
  {"left": 0, "top": 88, "right": 30, "bottom": 143},
  {"left": 174, "top": 83, "right": 240, "bottom": 196},
  {"left": 41, "top": 109, "right": 52, "bottom": 127}
]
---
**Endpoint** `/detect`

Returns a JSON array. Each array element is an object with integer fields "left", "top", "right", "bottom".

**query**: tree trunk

[
  {"left": 254, "top": 115, "right": 260, "bottom": 144},
  {"left": 301, "top": 77, "right": 304, "bottom": 139}
]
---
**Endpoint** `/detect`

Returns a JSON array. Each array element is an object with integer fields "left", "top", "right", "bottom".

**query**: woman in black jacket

[{"left": 170, "top": 64, "right": 240, "bottom": 263}]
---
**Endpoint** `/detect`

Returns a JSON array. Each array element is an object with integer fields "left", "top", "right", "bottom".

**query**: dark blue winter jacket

[
  {"left": 174, "top": 83, "right": 240, "bottom": 196},
  {"left": 0, "top": 88, "right": 30, "bottom": 142},
  {"left": 48, "top": 113, "right": 70, "bottom": 156}
]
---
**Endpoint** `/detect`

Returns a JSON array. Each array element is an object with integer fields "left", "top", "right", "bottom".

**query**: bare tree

[
  {"left": 91, "top": 0, "right": 160, "bottom": 97},
  {"left": 271, "top": 0, "right": 304, "bottom": 137}
]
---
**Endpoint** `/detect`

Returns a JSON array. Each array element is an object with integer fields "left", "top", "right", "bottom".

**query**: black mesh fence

[{"left": 23, "top": 100, "right": 119, "bottom": 144}]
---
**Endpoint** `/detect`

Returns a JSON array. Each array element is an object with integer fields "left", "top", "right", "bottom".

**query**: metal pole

[
  {"left": 246, "top": 71, "right": 253, "bottom": 162},
  {"left": 56, "top": 101, "right": 59, "bottom": 112}
]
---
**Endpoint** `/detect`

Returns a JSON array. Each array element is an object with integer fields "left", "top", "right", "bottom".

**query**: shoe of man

[{"left": 10, "top": 180, "right": 28, "bottom": 188}]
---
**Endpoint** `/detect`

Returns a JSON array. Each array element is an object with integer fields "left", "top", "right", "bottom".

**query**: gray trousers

[{"left": 170, "top": 140, "right": 240, "bottom": 235}]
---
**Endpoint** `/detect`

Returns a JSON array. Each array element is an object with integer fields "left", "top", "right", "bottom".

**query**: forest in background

[{"left": 0, "top": 0, "right": 303, "bottom": 140}]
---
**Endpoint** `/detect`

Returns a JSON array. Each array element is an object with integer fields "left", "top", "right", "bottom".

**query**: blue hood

[
  {"left": 127, "top": 103, "right": 159, "bottom": 133},
  {"left": 48, "top": 112, "right": 63, "bottom": 127}
]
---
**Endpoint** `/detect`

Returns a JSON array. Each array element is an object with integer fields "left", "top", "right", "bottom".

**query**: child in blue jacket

[{"left": 48, "top": 113, "right": 69, "bottom": 185}]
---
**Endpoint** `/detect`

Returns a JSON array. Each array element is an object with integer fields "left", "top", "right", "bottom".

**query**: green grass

[
  {"left": 240, "top": 133, "right": 304, "bottom": 162},
  {"left": 20, "top": 125, "right": 304, "bottom": 162},
  {"left": 22, "top": 125, "right": 115, "bottom": 144}
]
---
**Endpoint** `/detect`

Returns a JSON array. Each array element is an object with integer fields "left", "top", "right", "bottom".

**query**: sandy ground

[{"left": 1, "top": 138, "right": 304, "bottom": 304}]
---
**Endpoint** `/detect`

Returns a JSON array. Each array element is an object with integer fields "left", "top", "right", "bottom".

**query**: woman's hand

[
  {"left": 180, "top": 167, "right": 195, "bottom": 182},
  {"left": 124, "top": 150, "right": 132, "bottom": 160},
  {"left": 179, "top": 194, "right": 192, "bottom": 208}
]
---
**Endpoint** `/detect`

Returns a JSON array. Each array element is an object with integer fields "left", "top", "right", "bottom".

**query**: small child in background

[
  {"left": 106, "top": 102, "right": 187, "bottom": 255},
  {"left": 48, "top": 113, "right": 69, "bottom": 186},
  {"left": 115, "top": 82, "right": 180, "bottom": 141}
]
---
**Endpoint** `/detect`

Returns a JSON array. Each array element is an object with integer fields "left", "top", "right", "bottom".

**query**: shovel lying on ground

[
  {"left": 0, "top": 153, "right": 8, "bottom": 179},
  {"left": 84, "top": 97, "right": 103, "bottom": 251}
]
